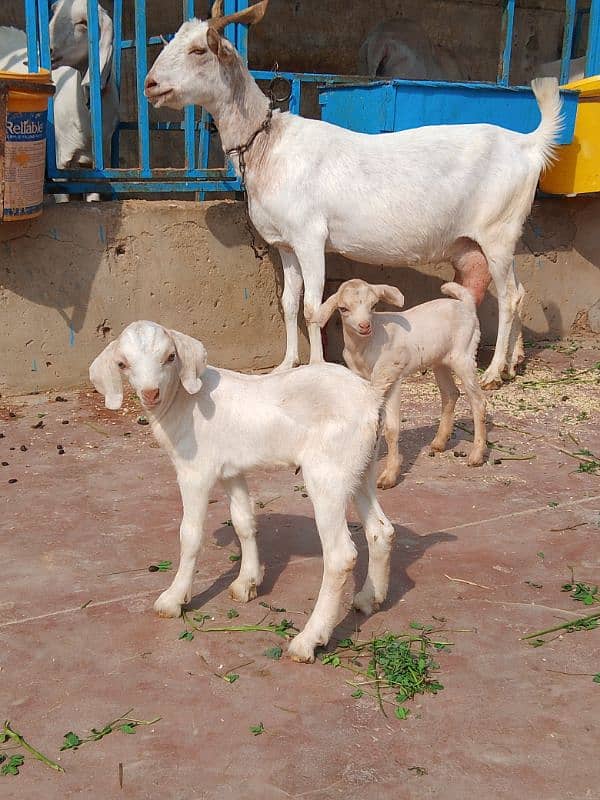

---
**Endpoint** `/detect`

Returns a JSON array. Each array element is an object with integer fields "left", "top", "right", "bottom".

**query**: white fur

[
  {"left": 89, "top": 321, "right": 401, "bottom": 662},
  {"left": 144, "top": 6, "right": 562, "bottom": 389},
  {"left": 314, "top": 279, "right": 487, "bottom": 489},
  {"left": 0, "top": 2, "right": 118, "bottom": 193},
  {"left": 357, "top": 18, "right": 461, "bottom": 80}
]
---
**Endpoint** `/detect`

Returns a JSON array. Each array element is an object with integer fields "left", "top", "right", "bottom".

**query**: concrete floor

[{"left": 1, "top": 340, "right": 599, "bottom": 799}]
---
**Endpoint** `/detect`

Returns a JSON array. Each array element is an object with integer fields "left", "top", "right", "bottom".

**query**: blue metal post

[
  {"left": 289, "top": 78, "right": 301, "bottom": 115},
  {"left": 560, "top": 0, "right": 577, "bottom": 84},
  {"left": 135, "top": 0, "right": 151, "bottom": 177},
  {"left": 111, "top": 0, "right": 123, "bottom": 167},
  {"left": 25, "top": 0, "right": 39, "bottom": 72},
  {"left": 183, "top": 0, "right": 195, "bottom": 172},
  {"left": 498, "top": 0, "right": 515, "bottom": 86},
  {"left": 37, "top": 0, "right": 57, "bottom": 174},
  {"left": 586, "top": 0, "right": 600, "bottom": 76},
  {"left": 87, "top": 0, "right": 104, "bottom": 170}
]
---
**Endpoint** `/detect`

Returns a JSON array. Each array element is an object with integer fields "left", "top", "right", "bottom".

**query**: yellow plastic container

[
  {"left": 540, "top": 74, "right": 600, "bottom": 196},
  {"left": 0, "top": 68, "right": 52, "bottom": 221}
]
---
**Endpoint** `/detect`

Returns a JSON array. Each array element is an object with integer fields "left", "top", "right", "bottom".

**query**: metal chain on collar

[{"left": 224, "top": 66, "right": 291, "bottom": 261}]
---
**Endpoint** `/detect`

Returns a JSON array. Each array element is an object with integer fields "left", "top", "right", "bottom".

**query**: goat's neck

[
  {"left": 342, "top": 327, "right": 376, "bottom": 380},
  {"left": 208, "top": 57, "right": 271, "bottom": 175}
]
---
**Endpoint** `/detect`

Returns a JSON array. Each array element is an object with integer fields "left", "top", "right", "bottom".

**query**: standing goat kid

[
  {"left": 144, "top": 0, "right": 562, "bottom": 389},
  {"left": 313, "top": 279, "right": 487, "bottom": 489},
  {"left": 90, "top": 321, "right": 403, "bottom": 663}
]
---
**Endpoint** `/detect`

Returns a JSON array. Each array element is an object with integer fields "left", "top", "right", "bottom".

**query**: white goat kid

[
  {"left": 144, "top": 1, "right": 562, "bottom": 390},
  {"left": 314, "top": 280, "right": 487, "bottom": 489},
  {"left": 90, "top": 321, "right": 400, "bottom": 662}
]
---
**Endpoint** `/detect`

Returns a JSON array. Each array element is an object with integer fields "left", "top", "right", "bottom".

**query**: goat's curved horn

[{"left": 207, "top": 0, "right": 269, "bottom": 30}]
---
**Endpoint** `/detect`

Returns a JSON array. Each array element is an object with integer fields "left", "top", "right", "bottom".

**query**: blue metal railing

[{"left": 22, "top": 0, "right": 600, "bottom": 197}]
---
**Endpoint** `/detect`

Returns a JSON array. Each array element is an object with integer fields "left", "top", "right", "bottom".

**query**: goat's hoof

[
  {"left": 467, "top": 451, "right": 485, "bottom": 467},
  {"left": 480, "top": 372, "right": 503, "bottom": 391},
  {"left": 352, "top": 591, "right": 379, "bottom": 616},
  {"left": 377, "top": 470, "right": 399, "bottom": 490},
  {"left": 228, "top": 578, "right": 258, "bottom": 603},
  {"left": 154, "top": 591, "right": 183, "bottom": 618},
  {"left": 429, "top": 438, "right": 447, "bottom": 453},
  {"left": 287, "top": 635, "right": 316, "bottom": 663}
]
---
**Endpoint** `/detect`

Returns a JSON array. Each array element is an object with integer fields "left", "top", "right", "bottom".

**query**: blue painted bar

[
  {"left": 236, "top": 0, "right": 249, "bottom": 62},
  {"left": 183, "top": 0, "right": 195, "bottom": 171},
  {"left": 289, "top": 78, "right": 301, "bottom": 115},
  {"left": 498, "top": 0, "right": 516, "bottom": 86},
  {"left": 560, "top": 0, "right": 577, "bottom": 85},
  {"left": 87, "top": 0, "right": 104, "bottom": 169},
  {"left": 25, "top": 0, "right": 39, "bottom": 72},
  {"left": 134, "top": 0, "right": 151, "bottom": 177},
  {"left": 37, "top": 0, "right": 57, "bottom": 174},
  {"left": 46, "top": 180, "right": 242, "bottom": 194},
  {"left": 111, "top": 0, "right": 123, "bottom": 167},
  {"left": 223, "top": 0, "right": 238, "bottom": 49},
  {"left": 586, "top": 0, "right": 600, "bottom": 76},
  {"left": 319, "top": 80, "right": 578, "bottom": 146}
]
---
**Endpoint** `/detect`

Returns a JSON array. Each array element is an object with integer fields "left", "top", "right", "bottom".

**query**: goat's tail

[
  {"left": 441, "top": 281, "right": 477, "bottom": 308},
  {"left": 530, "top": 77, "right": 563, "bottom": 170}
]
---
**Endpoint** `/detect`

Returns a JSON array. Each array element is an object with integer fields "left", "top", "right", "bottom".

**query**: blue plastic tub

[{"left": 318, "top": 80, "right": 578, "bottom": 145}]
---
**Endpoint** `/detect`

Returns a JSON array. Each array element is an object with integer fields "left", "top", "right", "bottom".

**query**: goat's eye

[
  {"left": 165, "top": 352, "right": 176, "bottom": 363},
  {"left": 339, "top": 307, "right": 348, "bottom": 314},
  {"left": 189, "top": 47, "right": 207, "bottom": 56},
  {"left": 75, "top": 20, "right": 87, "bottom": 28},
  {"left": 117, "top": 361, "right": 127, "bottom": 370}
]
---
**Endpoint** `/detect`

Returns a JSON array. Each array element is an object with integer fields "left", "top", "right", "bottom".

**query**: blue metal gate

[{"left": 21, "top": 0, "right": 600, "bottom": 197}]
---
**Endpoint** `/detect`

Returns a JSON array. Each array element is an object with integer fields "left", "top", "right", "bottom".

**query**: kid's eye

[
  {"left": 165, "top": 352, "right": 176, "bottom": 363},
  {"left": 339, "top": 307, "right": 348, "bottom": 313},
  {"left": 117, "top": 361, "right": 127, "bottom": 369},
  {"left": 189, "top": 47, "right": 207, "bottom": 56}
]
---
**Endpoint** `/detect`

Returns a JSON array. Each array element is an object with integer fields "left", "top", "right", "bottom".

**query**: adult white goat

[
  {"left": 313, "top": 279, "right": 487, "bottom": 489},
  {"left": 0, "top": 1, "right": 118, "bottom": 192},
  {"left": 90, "top": 321, "right": 402, "bottom": 662},
  {"left": 144, "top": 1, "right": 562, "bottom": 389},
  {"left": 357, "top": 18, "right": 461, "bottom": 80}
]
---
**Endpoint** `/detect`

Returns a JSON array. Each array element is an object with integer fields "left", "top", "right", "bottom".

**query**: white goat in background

[
  {"left": 314, "top": 279, "right": 487, "bottom": 489},
  {"left": 357, "top": 18, "right": 461, "bottom": 80},
  {"left": 90, "top": 321, "right": 403, "bottom": 662},
  {"left": 0, "top": 1, "right": 118, "bottom": 197},
  {"left": 144, "top": 1, "right": 562, "bottom": 390}
]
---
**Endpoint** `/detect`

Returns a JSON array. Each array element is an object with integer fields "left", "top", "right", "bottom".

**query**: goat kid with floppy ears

[
  {"left": 312, "top": 280, "right": 487, "bottom": 490},
  {"left": 90, "top": 322, "right": 408, "bottom": 662},
  {"left": 144, "top": 0, "right": 562, "bottom": 390}
]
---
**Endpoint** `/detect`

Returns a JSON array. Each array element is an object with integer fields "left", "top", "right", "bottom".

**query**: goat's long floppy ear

[
  {"left": 312, "top": 291, "right": 340, "bottom": 328},
  {"left": 82, "top": 6, "right": 114, "bottom": 92},
  {"left": 208, "top": 0, "right": 269, "bottom": 29},
  {"left": 374, "top": 284, "right": 405, "bottom": 309},
  {"left": 169, "top": 330, "right": 208, "bottom": 395},
  {"left": 89, "top": 340, "right": 123, "bottom": 410}
]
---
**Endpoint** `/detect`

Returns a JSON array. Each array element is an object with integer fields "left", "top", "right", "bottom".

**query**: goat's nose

[
  {"left": 358, "top": 321, "right": 371, "bottom": 332},
  {"left": 141, "top": 388, "right": 160, "bottom": 404},
  {"left": 144, "top": 75, "right": 158, "bottom": 94}
]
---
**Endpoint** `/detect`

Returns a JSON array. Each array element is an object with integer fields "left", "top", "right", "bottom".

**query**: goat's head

[
  {"left": 49, "top": 0, "right": 113, "bottom": 90},
  {"left": 312, "top": 279, "right": 405, "bottom": 338},
  {"left": 89, "top": 321, "right": 207, "bottom": 411},
  {"left": 144, "top": 0, "right": 268, "bottom": 110}
]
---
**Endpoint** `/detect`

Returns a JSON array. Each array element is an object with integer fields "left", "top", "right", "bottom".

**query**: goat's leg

[
  {"left": 154, "top": 476, "right": 212, "bottom": 618},
  {"left": 505, "top": 280, "right": 526, "bottom": 378},
  {"left": 353, "top": 462, "right": 395, "bottom": 615},
  {"left": 480, "top": 253, "right": 520, "bottom": 390},
  {"left": 294, "top": 243, "right": 326, "bottom": 365},
  {"left": 222, "top": 475, "right": 264, "bottom": 602},
  {"left": 453, "top": 357, "right": 487, "bottom": 466},
  {"left": 273, "top": 248, "right": 303, "bottom": 372},
  {"left": 377, "top": 382, "right": 403, "bottom": 489},
  {"left": 429, "top": 365, "right": 460, "bottom": 453},
  {"left": 288, "top": 467, "right": 356, "bottom": 662}
]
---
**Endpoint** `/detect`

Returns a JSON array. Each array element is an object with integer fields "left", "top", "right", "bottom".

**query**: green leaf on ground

[
  {"left": 1, "top": 755, "right": 25, "bottom": 776},
  {"left": 264, "top": 646, "right": 282, "bottom": 660},
  {"left": 249, "top": 722, "right": 264, "bottom": 736},
  {"left": 60, "top": 731, "right": 83, "bottom": 751}
]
